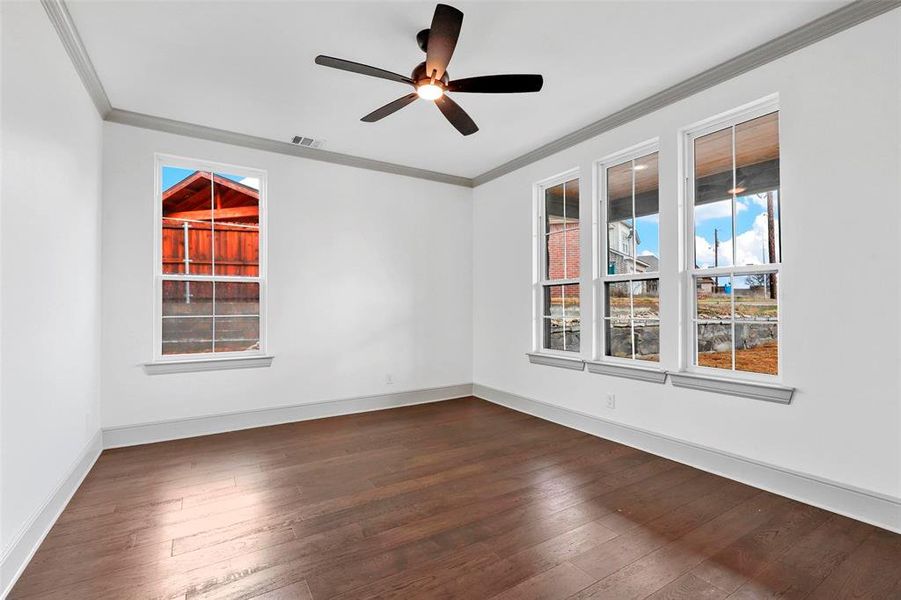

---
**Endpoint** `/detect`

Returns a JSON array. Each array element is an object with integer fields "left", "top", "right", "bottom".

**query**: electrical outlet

[
  {"left": 385, "top": 374, "right": 394, "bottom": 385},
  {"left": 606, "top": 393, "right": 616, "bottom": 409}
]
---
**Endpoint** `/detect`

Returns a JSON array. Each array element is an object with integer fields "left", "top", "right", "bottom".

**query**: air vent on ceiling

[{"left": 291, "top": 135, "right": 324, "bottom": 149}]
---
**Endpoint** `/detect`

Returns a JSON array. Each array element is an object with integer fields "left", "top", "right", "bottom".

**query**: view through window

[
  {"left": 159, "top": 164, "right": 264, "bottom": 357},
  {"left": 602, "top": 149, "right": 660, "bottom": 362},
  {"left": 691, "top": 110, "right": 780, "bottom": 375},
  {"left": 541, "top": 177, "right": 580, "bottom": 352}
]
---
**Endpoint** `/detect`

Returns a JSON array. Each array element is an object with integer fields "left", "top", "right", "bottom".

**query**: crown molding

[
  {"left": 105, "top": 109, "right": 474, "bottom": 187},
  {"left": 43, "top": 0, "right": 899, "bottom": 189},
  {"left": 470, "top": 0, "right": 901, "bottom": 186},
  {"left": 40, "top": 0, "right": 112, "bottom": 117}
]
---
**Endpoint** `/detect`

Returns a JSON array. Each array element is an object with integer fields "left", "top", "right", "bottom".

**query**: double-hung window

[
  {"left": 536, "top": 172, "right": 581, "bottom": 353},
  {"left": 685, "top": 100, "right": 781, "bottom": 377},
  {"left": 598, "top": 144, "right": 660, "bottom": 362},
  {"left": 154, "top": 155, "right": 267, "bottom": 360}
]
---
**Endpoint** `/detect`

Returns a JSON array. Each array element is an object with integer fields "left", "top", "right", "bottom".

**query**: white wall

[
  {"left": 473, "top": 11, "right": 901, "bottom": 500},
  {"left": 101, "top": 124, "right": 472, "bottom": 429},
  {"left": 0, "top": 0, "right": 103, "bottom": 585}
]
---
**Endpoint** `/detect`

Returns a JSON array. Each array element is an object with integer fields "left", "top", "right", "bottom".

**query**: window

[
  {"left": 598, "top": 145, "right": 660, "bottom": 363},
  {"left": 155, "top": 156, "right": 266, "bottom": 360},
  {"left": 685, "top": 102, "right": 780, "bottom": 376},
  {"left": 536, "top": 173, "right": 581, "bottom": 353}
]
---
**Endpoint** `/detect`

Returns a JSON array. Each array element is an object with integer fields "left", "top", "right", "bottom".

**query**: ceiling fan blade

[
  {"left": 315, "top": 55, "right": 414, "bottom": 85},
  {"left": 425, "top": 4, "right": 463, "bottom": 80},
  {"left": 448, "top": 74, "right": 544, "bottom": 94},
  {"left": 361, "top": 93, "right": 418, "bottom": 122},
  {"left": 435, "top": 95, "right": 478, "bottom": 136}
]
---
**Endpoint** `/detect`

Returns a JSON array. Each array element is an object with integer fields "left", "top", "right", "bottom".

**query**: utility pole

[
  {"left": 713, "top": 228, "right": 719, "bottom": 293},
  {"left": 766, "top": 191, "right": 777, "bottom": 299}
]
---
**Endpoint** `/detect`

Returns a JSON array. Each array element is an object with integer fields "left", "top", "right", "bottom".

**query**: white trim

[
  {"left": 585, "top": 360, "right": 667, "bottom": 384},
  {"left": 526, "top": 352, "right": 585, "bottom": 371},
  {"left": 43, "top": 0, "right": 900, "bottom": 188},
  {"left": 143, "top": 354, "right": 274, "bottom": 375},
  {"left": 101, "top": 383, "right": 474, "bottom": 448},
  {"left": 153, "top": 155, "right": 268, "bottom": 362},
  {"left": 0, "top": 431, "right": 103, "bottom": 598},
  {"left": 40, "top": 0, "right": 112, "bottom": 117},
  {"left": 669, "top": 371, "right": 793, "bottom": 404},
  {"left": 473, "top": 384, "right": 901, "bottom": 534},
  {"left": 471, "top": 2, "right": 901, "bottom": 186}
]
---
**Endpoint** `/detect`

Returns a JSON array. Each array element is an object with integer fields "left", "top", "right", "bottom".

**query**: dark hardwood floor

[{"left": 10, "top": 397, "right": 901, "bottom": 599}]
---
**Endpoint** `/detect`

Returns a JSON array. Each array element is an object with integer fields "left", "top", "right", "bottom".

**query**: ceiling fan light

[{"left": 417, "top": 83, "right": 444, "bottom": 100}]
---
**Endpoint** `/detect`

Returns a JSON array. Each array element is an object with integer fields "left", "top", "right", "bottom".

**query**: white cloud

[
  {"left": 694, "top": 200, "right": 746, "bottom": 223},
  {"left": 695, "top": 211, "right": 780, "bottom": 268},
  {"left": 239, "top": 176, "right": 260, "bottom": 190}
]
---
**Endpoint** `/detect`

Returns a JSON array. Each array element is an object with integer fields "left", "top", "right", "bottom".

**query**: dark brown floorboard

[{"left": 9, "top": 397, "right": 900, "bottom": 599}]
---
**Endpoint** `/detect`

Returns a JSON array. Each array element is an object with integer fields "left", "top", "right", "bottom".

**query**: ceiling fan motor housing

[{"left": 412, "top": 61, "right": 449, "bottom": 87}]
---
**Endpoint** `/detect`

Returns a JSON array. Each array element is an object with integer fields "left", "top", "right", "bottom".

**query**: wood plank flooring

[{"left": 10, "top": 397, "right": 901, "bottom": 599}]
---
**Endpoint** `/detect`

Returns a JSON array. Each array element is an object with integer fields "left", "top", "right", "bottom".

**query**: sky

[{"left": 162, "top": 166, "right": 259, "bottom": 192}]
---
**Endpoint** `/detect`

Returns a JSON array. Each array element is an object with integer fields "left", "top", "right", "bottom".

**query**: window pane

[
  {"left": 694, "top": 127, "right": 733, "bottom": 269},
  {"left": 605, "top": 319, "right": 632, "bottom": 359},
  {"left": 564, "top": 227, "right": 580, "bottom": 279},
  {"left": 562, "top": 284, "right": 580, "bottom": 319},
  {"left": 161, "top": 280, "right": 213, "bottom": 355},
  {"left": 214, "top": 282, "right": 260, "bottom": 316},
  {"left": 734, "top": 273, "right": 778, "bottom": 320},
  {"left": 543, "top": 285, "right": 564, "bottom": 318},
  {"left": 563, "top": 178, "right": 579, "bottom": 224},
  {"left": 735, "top": 323, "right": 778, "bottom": 375},
  {"left": 605, "top": 282, "right": 631, "bottom": 319},
  {"left": 545, "top": 232, "right": 566, "bottom": 280},
  {"left": 696, "top": 276, "right": 732, "bottom": 320},
  {"left": 607, "top": 161, "right": 634, "bottom": 274},
  {"left": 733, "top": 113, "right": 780, "bottom": 267},
  {"left": 697, "top": 323, "right": 732, "bottom": 370},
  {"left": 563, "top": 319, "right": 580, "bottom": 353},
  {"left": 213, "top": 173, "right": 260, "bottom": 276},
  {"left": 543, "top": 318, "right": 565, "bottom": 351},
  {"left": 634, "top": 320, "right": 660, "bottom": 362},
  {"left": 632, "top": 279, "right": 659, "bottom": 320},
  {"left": 544, "top": 183, "right": 565, "bottom": 235},
  {"left": 161, "top": 168, "right": 213, "bottom": 275},
  {"left": 633, "top": 152, "right": 659, "bottom": 270},
  {"left": 734, "top": 191, "right": 780, "bottom": 266},
  {"left": 214, "top": 316, "right": 260, "bottom": 353}
]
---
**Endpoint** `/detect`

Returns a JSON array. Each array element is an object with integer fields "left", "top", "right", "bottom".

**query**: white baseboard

[
  {"left": 103, "top": 383, "right": 474, "bottom": 448},
  {"left": 473, "top": 383, "right": 901, "bottom": 534},
  {"left": 1, "top": 430, "right": 103, "bottom": 599}
]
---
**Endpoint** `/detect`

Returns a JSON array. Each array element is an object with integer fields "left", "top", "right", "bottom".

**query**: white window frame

[
  {"left": 681, "top": 95, "right": 782, "bottom": 383},
  {"left": 532, "top": 168, "right": 581, "bottom": 357},
  {"left": 594, "top": 140, "right": 661, "bottom": 365},
  {"left": 152, "top": 153, "right": 268, "bottom": 363}
]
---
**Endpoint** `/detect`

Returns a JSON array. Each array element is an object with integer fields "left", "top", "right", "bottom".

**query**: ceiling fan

[{"left": 314, "top": 3, "right": 543, "bottom": 136}]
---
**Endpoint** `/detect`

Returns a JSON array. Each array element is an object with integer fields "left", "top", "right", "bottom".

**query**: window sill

[
  {"left": 526, "top": 352, "right": 585, "bottom": 371},
  {"left": 585, "top": 360, "right": 667, "bottom": 384},
  {"left": 669, "top": 371, "right": 794, "bottom": 404},
  {"left": 143, "top": 355, "right": 274, "bottom": 375}
]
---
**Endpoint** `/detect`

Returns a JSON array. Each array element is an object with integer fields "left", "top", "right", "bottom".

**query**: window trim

[
  {"left": 593, "top": 139, "right": 661, "bottom": 367},
  {"left": 680, "top": 95, "right": 783, "bottom": 384},
  {"left": 532, "top": 167, "right": 581, "bottom": 358},
  {"left": 151, "top": 153, "right": 269, "bottom": 365}
]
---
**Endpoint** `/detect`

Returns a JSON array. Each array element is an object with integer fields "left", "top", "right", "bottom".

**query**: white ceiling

[{"left": 68, "top": 0, "right": 845, "bottom": 179}]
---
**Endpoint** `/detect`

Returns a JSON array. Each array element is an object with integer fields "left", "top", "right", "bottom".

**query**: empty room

[{"left": 2, "top": 0, "right": 900, "bottom": 598}]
